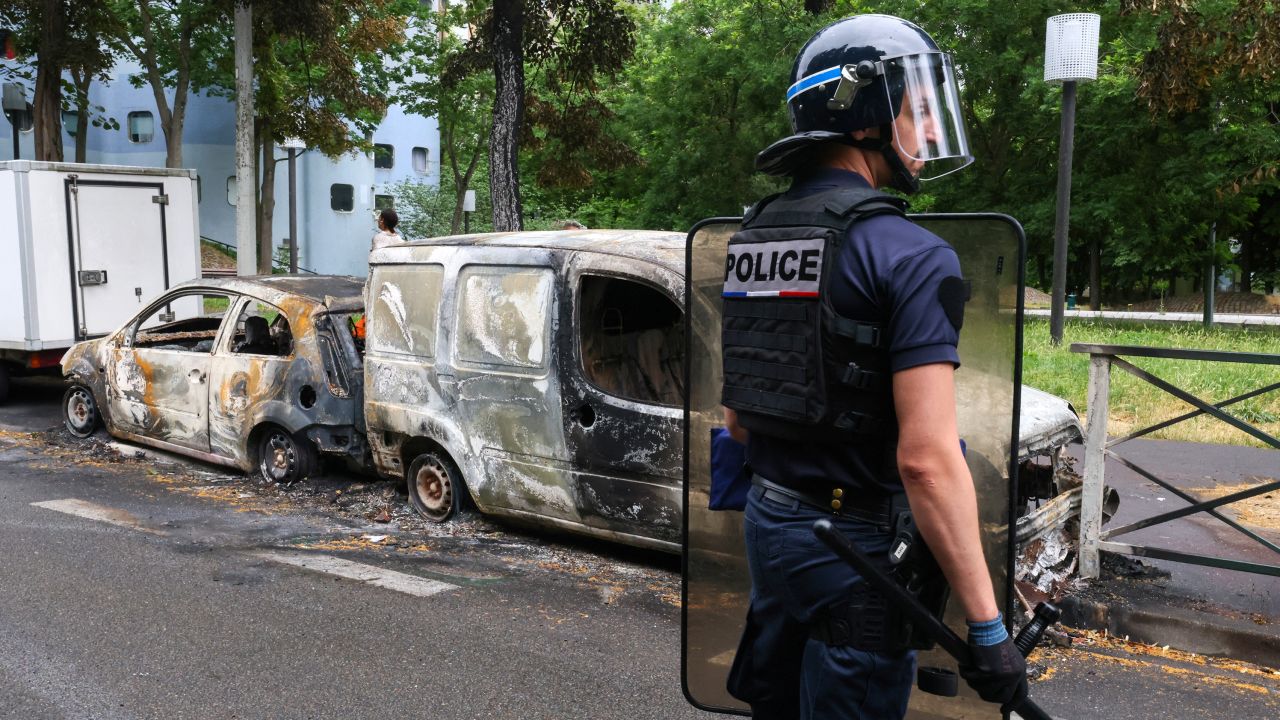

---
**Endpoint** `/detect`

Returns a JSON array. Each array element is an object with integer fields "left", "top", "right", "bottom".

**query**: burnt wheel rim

[
  {"left": 413, "top": 457, "right": 453, "bottom": 522},
  {"left": 65, "top": 388, "right": 95, "bottom": 433},
  {"left": 261, "top": 431, "right": 299, "bottom": 483}
]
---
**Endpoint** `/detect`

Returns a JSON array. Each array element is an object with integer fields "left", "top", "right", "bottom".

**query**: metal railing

[{"left": 1071, "top": 343, "right": 1280, "bottom": 578}]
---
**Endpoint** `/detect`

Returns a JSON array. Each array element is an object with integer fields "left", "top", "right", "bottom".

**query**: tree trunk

[
  {"left": 804, "top": 0, "right": 833, "bottom": 15},
  {"left": 72, "top": 70, "right": 91, "bottom": 164},
  {"left": 489, "top": 0, "right": 524, "bottom": 232},
  {"left": 258, "top": 131, "right": 277, "bottom": 275},
  {"left": 33, "top": 0, "right": 65, "bottom": 162}
]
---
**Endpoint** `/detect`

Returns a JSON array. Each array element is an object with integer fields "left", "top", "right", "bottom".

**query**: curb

[{"left": 1060, "top": 593, "right": 1280, "bottom": 669}]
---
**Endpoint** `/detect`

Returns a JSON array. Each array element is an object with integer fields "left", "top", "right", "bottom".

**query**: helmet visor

[{"left": 887, "top": 53, "right": 972, "bottom": 180}]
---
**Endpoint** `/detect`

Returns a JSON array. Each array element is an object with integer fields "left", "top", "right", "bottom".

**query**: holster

[{"left": 809, "top": 494, "right": 949, "bottom": 653}]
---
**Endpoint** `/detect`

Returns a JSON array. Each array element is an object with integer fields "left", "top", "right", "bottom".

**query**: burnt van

[{"left": 364, "top": 231, "right": 688, "bottom": 552}]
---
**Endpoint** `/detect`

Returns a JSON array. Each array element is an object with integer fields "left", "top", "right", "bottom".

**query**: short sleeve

[{"left": 886, "top": 245, "right": 963, "bottom": 372}]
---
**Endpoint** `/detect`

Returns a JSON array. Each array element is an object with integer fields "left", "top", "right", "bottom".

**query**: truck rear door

[{"left": 67, "top": 177, "right": 172, "bottom": 339}]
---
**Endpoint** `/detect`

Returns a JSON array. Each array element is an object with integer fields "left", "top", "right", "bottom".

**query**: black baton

[{"left": 812, "top": 519, "right": 1054, "bottom": 720}]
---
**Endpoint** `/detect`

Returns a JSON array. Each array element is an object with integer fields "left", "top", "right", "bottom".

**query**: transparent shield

[{"left": 682, "top": 214, "right": 1025, "bottom": 718}]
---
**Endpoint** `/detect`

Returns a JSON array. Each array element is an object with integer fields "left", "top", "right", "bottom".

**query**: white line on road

[
  {"left": 253, "top": 551, "right": 459, "bottom": 598},
  {"left": 31, "top": 498, "right": 167, "bottom": 536},
  {"left": 31, "top": 498, "right": 459, "bottom": 599}
]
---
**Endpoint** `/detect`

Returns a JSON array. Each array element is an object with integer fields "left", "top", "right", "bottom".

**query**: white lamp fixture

[
  {"left": 1044, "top": 13, "right": 1100, "bottom": 84},
  {"left": 1044, "top": 12, "right": 1101, "bottom": 346}
]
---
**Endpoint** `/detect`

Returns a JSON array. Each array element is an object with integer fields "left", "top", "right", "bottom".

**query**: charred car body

[
  {"left": 365, "top": 231, "right": 688, "bottom": 551},
  {"left": 60, "top": 276, "right": 366, "bottom": 483}
]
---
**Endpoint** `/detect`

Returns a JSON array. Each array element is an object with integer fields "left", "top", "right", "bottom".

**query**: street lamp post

[
  {"left": 281, "top": 136, "right": 306, "bottom": 274},
  {"left": 1045, "top": 13, "right": 1100, "bottom": 345}
]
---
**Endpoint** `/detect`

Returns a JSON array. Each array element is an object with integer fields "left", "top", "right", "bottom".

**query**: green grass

[
  {"left": 1022, "top": 318, "right": 1280, "bottom": 447},
  {"left": 204, "top": 296, "right": 229, "bottom": 314}
]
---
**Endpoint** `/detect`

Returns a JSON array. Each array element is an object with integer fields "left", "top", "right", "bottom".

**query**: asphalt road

[{"left": 2, "top": 375, "right": 1278, "bottom": 719}]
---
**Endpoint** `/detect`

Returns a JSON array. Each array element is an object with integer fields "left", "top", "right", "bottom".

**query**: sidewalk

[{"left": 1056, "top": 439, "right": 1280, "bottom": 669}]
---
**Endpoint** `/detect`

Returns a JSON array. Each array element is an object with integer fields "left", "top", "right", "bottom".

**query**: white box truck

[{"left": 0, "top": 161, "right": 200, "bottom": 402}]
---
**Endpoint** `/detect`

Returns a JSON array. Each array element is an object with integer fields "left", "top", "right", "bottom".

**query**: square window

[
  {"left": 330, "top": 183, "right": 354, "bottom": 212},
  {"left": 62, "top": 110, "right": 79, "bottom": 138},
  {"left": 226, "top": 176, "right": 237, "bottom": 207},
  {"left": 374, "top": 194, "right": 395, "bottom": 211},
  {"left": 127, "top": 111, "right": 154, "bottom": 143},
  {"left": 368, "top": 266, "right": 444, "bottom": 358},
  {"left": 412, "top": 147, "right": 428, "bottom": 173},
  {"left": 374, "top": 143, "right": 394, "bottom": 169},
  {"left": 455, "top": 266, "right": 553, "bottom": 370}
]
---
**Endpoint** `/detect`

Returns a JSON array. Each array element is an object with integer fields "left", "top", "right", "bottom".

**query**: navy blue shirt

[{"left": 746, "top": 168, "right": 962, "bottom": 495}]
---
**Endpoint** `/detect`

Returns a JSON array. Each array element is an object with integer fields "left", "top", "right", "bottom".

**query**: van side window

[
  {"left": 578, "top": 276, "right": 685, "bottom": 406},
  {"left": 368, "top": 265, "right": 444, "bottom": 358},
  {"left": 456, "top": 266, "right": 553, "bottom": 370},
  {"left": 229, "top": 300, "right": 292, "bottom": 356}
]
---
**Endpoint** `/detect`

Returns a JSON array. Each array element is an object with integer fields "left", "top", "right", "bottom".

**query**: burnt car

[
  {"left": 366, "top": 230, "right": 1084, "bottom": 553},
  {"left": 60, "top": 276, "right": 366, "bottom": 483},
  {"left": 365, "top": 231, "right": 687, "bottom": 551}
]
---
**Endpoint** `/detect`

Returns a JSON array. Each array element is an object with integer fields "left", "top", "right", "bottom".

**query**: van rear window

[
  {"left": 456, "top": 266, "right": 553, "bottom": 370},
  {"left": 368, "top": 266, "right": 444, "bottom": 358}
]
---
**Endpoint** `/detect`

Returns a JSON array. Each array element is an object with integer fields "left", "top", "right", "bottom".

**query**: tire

[
  {"left": 256, "top": 425, "right": 317, "bottom": 485},
  {"left": 63, "top": 384, "right": 99, "bottom": 438},
  {"left": 0, "top": 364, "right": 10, "bottom": 405},
  {"left": 406, "top": 450, "right": 465, "bottom": 523}
]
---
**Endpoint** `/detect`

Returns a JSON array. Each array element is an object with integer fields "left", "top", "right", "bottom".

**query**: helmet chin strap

[{"left": 846, "top": 124, "right": 921, "bottom": 195}]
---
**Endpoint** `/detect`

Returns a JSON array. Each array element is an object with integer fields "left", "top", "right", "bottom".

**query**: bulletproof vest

[{"left": 721, "top": 185, "right": 907, "bottom": 444}]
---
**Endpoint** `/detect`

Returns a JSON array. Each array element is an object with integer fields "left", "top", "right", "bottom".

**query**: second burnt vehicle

[
  {"left": 59, "top": 276, "right": 366, "bottom": 483},
  {"left": 364, "top": 230, "right": 1082, "bottom": 554}
]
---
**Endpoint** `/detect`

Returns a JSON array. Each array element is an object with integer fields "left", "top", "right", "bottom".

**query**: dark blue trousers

[{"left": 727, "top": 485, "right": 915, "bottom": 719}]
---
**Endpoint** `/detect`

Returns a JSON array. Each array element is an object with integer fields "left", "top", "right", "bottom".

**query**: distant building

[{"left": 0, "top": 59, "right": 439, "bottom": 278}]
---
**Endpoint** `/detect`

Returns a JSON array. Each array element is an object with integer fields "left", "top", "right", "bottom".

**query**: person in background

[
  {"left": 558, "top": 219, "right": 586, "bottom": 230},
  {"left": 371, "top": 209, "right": 402, "bottom": 251}
]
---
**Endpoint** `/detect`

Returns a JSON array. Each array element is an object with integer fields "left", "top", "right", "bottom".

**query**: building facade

[{"left": 1, "top": 60, "right": 440, "bottom": 278}]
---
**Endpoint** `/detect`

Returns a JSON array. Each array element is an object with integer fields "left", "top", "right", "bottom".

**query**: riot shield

[{"left": 682, "top": 214, "right": 1026, "bottom": 718}]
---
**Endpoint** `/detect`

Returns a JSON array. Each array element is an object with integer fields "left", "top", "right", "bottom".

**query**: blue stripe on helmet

[{"left": 786, "top": 65, "right": 843, "bottom": 103}]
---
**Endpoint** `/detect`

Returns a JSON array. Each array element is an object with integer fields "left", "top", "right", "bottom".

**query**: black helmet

[{"left": 757, "top": 14, "right": 972, "bottom": 192}]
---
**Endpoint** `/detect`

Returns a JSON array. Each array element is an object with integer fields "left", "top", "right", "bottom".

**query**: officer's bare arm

[
  {"left": 722, "top": 407, "right": 749, "bottom": 444},
  {"left": 892, "top": 362, "right": 1000, "bottom": 624}
]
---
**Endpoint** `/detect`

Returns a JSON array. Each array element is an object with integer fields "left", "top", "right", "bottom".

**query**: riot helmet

[{"left": 757, "top": 14, "right": 972, "bottom": 193}]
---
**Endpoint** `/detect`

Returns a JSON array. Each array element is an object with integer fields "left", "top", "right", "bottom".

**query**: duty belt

[{"left": 752, "top": 475, "right": 892, "bottom": 529}]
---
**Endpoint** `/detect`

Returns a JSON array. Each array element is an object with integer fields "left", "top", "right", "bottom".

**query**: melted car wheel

[
  {"left": 257, "top": 426, "right": 316, "bottom": 485},
  {"left": 63, "top": 384, "right": 99, "bottom": 438},
  {"left": 407, "top": 451, "right": 463, "bottom": 523}
]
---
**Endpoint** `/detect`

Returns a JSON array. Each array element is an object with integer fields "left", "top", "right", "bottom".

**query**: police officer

[{"left": 721, "top": 14, "right": 1028, "bottom": 719}]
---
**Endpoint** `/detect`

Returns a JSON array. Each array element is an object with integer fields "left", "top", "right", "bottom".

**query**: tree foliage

[
  {"left": 107, "top": 0, "right": 224, "bottom": 167},
  {"left": 0, "top": 0, "right": 118, "bottom": 161},
  {"left": 569, "top": 0, "right": 1280, "bottom": 301},
  {"left": 448, "top": 0, "right": 640, "bottom": 230}
]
